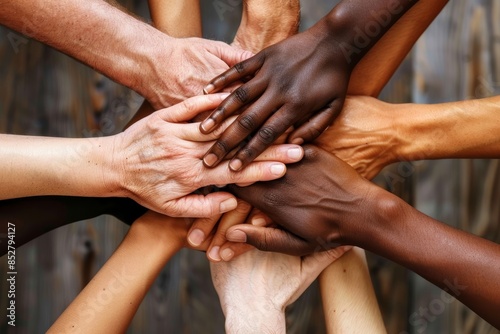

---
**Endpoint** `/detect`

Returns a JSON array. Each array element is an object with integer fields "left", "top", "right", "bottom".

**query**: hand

[
  {"left": 146, "top": 38, "right": 253, "bottom": 109},
  {"left": 224, "top": 145, "right": 378, "bottom": 255},
  {"left": 315, "top": 96, "right": 402, "bottom": 179},
  {"left": 112, "top": 94, "right": 305, "bottom": 217},
  {"left": 200, "top": 26, "right": 351, "bottom": 171},
  {"left": 210, "top": 246, "right": 351, "bottom": 333}
]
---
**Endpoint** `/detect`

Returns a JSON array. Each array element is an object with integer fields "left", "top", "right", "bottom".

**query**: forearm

[
  {"left": 311, "top": 0, "right": 417, "bottom": 70},
  {"left": 0, "top": 134, "right": 119, "bottom": 199},
  {"left": 233, "top": 0, "right": 300, "bottom": 53},
  {"left": 396, "top": 96, "right": 500, "bottom": 160},
  {"left": 148, "top": 0, "right": 201, "bottom": 37},
  {"left": 352, "top": 191, "right": 500, "bottom": 328},
  {"left": 0, "top": 0, "right": 169, "bottom": 104},
  {"left": 320, "top": 248, "right": 386, "bottom": 334},
  {"left": 0, "top": 196, "right": 145, "bottom": 253},
  {"left": 349, "top": 0, "right": 448, "bottom": 96},
  {"left": 48, "top": 213, "right": 184, "bottom": 333}
]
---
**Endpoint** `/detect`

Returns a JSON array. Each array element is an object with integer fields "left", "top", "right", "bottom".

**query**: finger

[
  {"left": 206, "top": 200, "right": 252, "bottom": 262},
  {"left": 178, "top": 116, "right": 238, "bottom": 142},
  {"left": 229, "top": 105, "right": 299, "bottom": 171},
  {"left": 226, "top": 225, "right": 314, "bottom": 256},
  {"left": 205, "top": 161, "right": 287, "bottom": 188},
  {"left": 203, "top": 53, "right": 265, "bottom": 94},
  {"left": 218, "top": 242, "right": 254, "bottom": 262},
  {"left": 162, "top": 192, "right": 238, "bottom": 218},
  {"left": 253, "top": 144, "right": 304, "bottom": 164},
  {"left": 187, "top": 214, "right": 222, "bottom": 247},
  {"left": 210, "top": 41, "right": 255, "bottom": 67},
  {"left": 201, "top": 92, "right": 279, "bottom": 168},
  {"left": 200, "top": 76, "right": 269, "bottom": 138},
  {"left": 159, "top": 93, "right": 230, "bottom": 123},
  {"left": 302, "top": 246, "right": 354, "bottom": 277},
  {"left": 288, "top": 99, "right": 344, "bottom": 145}
]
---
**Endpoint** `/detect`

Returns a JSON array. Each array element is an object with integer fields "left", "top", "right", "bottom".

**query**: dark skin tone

[
  {"left": 200, "top": 0, "right": 417, "bottom": 171},
  {"left": 0, "top": 197, "right": 146, "bottom": 256},
  {"left": 224, "top": 145, "right": 500, "bottom": 329}
]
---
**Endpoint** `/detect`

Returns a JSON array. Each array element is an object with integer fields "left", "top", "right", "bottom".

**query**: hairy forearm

[
  {"left": 148, "top": 0, "right": 201, "bottom": 37},
  {"left": 352, "top": 191, "right": 500, "bottom": 328},
  {"left": 0, "top": 134, "right": 119, "bottom": 199},
  {"left": 320, "top": 248, "right": 386, "bottom": 334},
  {"left": 48, "top": 213, "right": 184, "bottom": 333},
  {"left": 234, "top": 0, "right": 300, "bottom": 53},
  {"left": 0, "top": 0, "right": 169, "bottom": 104},
  {"left": 396, "top": 96, "right": 500, "bottom": 160}
]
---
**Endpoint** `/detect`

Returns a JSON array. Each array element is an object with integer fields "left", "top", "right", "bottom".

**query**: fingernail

[
  {"left": 220, "top": 198, "right": 237, "bottom": 213},
  {"left": 270, "top": 164, "right": 286, "bottom": 176},
  {"left": 291, "top": 138, "right": 304, "bottom": 145},
  {"left": 208, "top": 246, "right": 221, "bottom": 261},
  {"left": 203, "top": 153, "right": 218, "bottom": 167},
  {"left": 203, "top": 84, "right": 215, "bottom": 94},
  {"left": 201, "top": 118, "right": 215, "bottom": 133},
  {"left": 252, "top": 217, "right": 267, "bottom": 226},
  {"left": 229, "top": 159, "right": 242, "bottom": 171},
  {"left": 287, "top": 147, "right": 303, "bottom": 160},
  {"left": 220, "top": 248, "right": 235, "bottom": 261},
  {"left": 227, "top": 229, "right": 247, "bottom": 243},
  {"left": 188, "top": 229, "right": 205, "bottom": 247}
]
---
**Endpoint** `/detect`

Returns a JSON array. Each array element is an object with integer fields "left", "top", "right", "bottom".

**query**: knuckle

[
  {"left": 233, "top": 62, "right": 245, "bottom": 74},
  {"left": 214, "top": 140, "right": 230, "bottom": 155},
  {"left": 238, "top": 114, "right": 256, "bottom": 132},
  {"left": 257, "top": 126, "right": 277, "bottom": 145},
  {"left": 234, "top": 87, "right": 249, "bottom": 104},
  {"left": 303, "top": 145, "right": 320, "bottom": 161},
  {"left": 262, "top": 191, "right": 285, "bottom": 207},
  {"left": 213, "top": 106, "right": 227, "bottom": 121},
  {"left": 237, "top": 147, "right": 257, "bottom": 162}
]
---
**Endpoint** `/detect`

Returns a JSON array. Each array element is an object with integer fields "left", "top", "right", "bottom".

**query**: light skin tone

[
  {"left": 0, "top": 0, "right": 252, "bottom": 109},
  {"left": 0, "top": 94, "right": 304, "bottom": 217},
  {"left": 317, "top": 95, "right": 500, "bottom": 179},
  {"left": 47, "top": 211, "right": 207, "bottom": 333},
  {"left": 199, "top": 0, "right": 418, "bottom": 172}
]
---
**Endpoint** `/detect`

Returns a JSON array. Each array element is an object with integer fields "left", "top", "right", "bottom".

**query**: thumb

[
  {"left": 163, "top": 192, "right": 238, "bottom": 218},
  {"left": 302, "top": 246, "right": 354, "bottom": 277},
  {"left": 214, "top": 42, "right": 254, "bottom": 67},
  {"left": 226, "top": 225, "right": 313, "bottom": 256}
]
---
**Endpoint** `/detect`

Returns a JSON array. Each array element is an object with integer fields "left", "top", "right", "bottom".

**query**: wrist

[{"left": 225, "top": 308, "right": 286, "bottom": 334}]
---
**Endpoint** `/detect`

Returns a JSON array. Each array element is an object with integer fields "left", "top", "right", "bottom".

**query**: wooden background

[{"left": 0, "top": 0, "right": 499, "bottom": 333}]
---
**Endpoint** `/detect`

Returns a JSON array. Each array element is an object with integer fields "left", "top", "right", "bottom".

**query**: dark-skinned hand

[
  {"left": 200, "top": 27, "right": 350, "bottom": 172},
  {"left": 224, "top": 145, "right": 377, "bottom": 256}
]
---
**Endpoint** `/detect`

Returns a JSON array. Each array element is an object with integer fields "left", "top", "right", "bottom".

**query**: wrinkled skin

[{"left": 226, "top": 145, "right": 376, "bottom": 255}]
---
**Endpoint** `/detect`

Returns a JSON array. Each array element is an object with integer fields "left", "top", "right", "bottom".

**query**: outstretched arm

[
  {"left": 320, "top": 248, "right": 386, "bottom": 334},
  {"left": 225, "top": 146, "right": 500, "bottom": 329},
  {"left": 0, "top": 0, "right": 249, "bottom": 108},
  {"left": 200, "top": 0, "right": 418, "bottom": 171},
  {"left": 316, "top": 95, "right": 500, "bottom": 179},
  {"left": 47, "top": 211, "right": 198, "bottom": 333}
]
